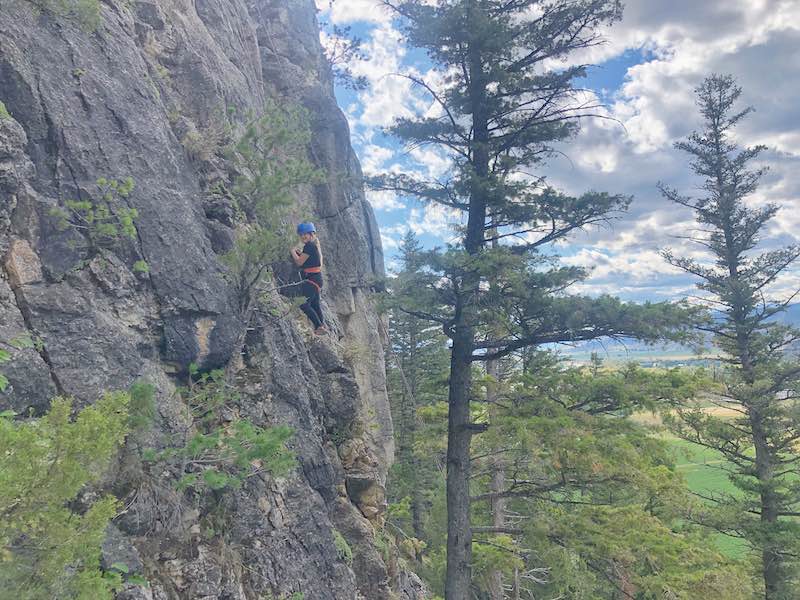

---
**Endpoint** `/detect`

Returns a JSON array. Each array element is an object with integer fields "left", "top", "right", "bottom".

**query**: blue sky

[{"left": 317, "top": 0, "right": 800, "bottom": 303}]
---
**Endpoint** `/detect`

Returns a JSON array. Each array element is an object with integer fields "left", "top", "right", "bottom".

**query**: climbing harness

[{"left": 258, "top": 277, "right": 305, "bottom": 294}]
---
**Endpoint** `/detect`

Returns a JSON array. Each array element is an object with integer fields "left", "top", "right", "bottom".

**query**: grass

[{"left": 666, "top": 436, "right": 750, "bottom": 558}]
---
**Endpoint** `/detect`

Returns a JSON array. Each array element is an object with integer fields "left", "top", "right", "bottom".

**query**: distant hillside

[{"left": 558, "top": 304, "right": 800, "bottom": 365}]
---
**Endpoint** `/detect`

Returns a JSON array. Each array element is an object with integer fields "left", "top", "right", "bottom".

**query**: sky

[{"left": 316, "top": 0, "right": 800, "bottom": 303}]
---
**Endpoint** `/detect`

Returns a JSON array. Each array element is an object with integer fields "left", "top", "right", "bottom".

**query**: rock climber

[{"left": 290, "top": 222, "right": 328, "bottom": 335}]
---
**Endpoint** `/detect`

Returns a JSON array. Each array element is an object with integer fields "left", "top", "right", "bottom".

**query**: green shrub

[
  {"left": 145, "top": 368, "right": 295, "bottom": 494},
  {"left": 0, "top": 346, "right": 10, "bottom": 393},
  {"left": 0, "top": 391, "right": 130, "bottom": 599},
  {"left": 0, "top": 101, "right": 10, "bottom": 120},
  {"left": 332, "top": 528, "right": 353, "bottom": 566},
  {"left": 222, "top": 100, "right": 325, "bottom": 311},
  {"left": 26, "top": 0, "right": 101, "bottom": 31},
  {"left": 49, "top": 176, "right": 140, "bottom": 258},
  {"left": 181, "top": 129, "right": 208, "bottom": 162},
  {"left": 128, "top": 380, "right": 156, "bottom": 433}
]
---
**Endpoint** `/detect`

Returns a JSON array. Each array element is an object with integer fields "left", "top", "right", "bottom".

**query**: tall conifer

[{"left": 376, "top": 1, "right": 694, "bottom": 594}]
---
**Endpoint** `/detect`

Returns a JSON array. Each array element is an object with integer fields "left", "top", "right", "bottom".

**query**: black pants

[{"left": 298, "top": 274, "right": 323, "bottom": 329}]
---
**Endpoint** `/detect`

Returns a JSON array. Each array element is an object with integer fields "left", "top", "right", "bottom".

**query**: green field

[{"left": 668, "top": 437, "right": 750, "bottom": 558}]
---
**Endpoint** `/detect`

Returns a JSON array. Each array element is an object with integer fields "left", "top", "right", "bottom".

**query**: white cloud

[
  {"left": 326, "top": 0, "right": 800, "bottom": 300},
  {"left": 315, "top": 0, "right": 390, "bottom": 25},
  {"left": 381, "top": 232, "right": 400, "bottom": 250},
  {"left": 407, "top": 204, "right": 462, "bottom": 241},
  {"left": 361, "top": 144, "right": 394, "bottom": 173},
  {"left": 409, "top": 146, "right": 452, "bottom": 179},
  {"left": 367, "top": 189, "right": 405, "bottom": 211},
  {"left": 539, "top": 2, "right": 800, "bottom": 299}
]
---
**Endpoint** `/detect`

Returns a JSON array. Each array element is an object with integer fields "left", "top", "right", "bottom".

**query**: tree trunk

[
  {"left": 445, "top": 322, "right": 476, "bottom": 599},
  {"left": 487, "top": 457, "right": 506, "bottom": 600},
  {"left": 751, "top": 410, "right": 782, "bottom": 600},
  {"left": 486, "top": 296, "right": 506, "bottom": 600},
  {"left": 445, "top": 3, "right": 489, "bottom": 596},
  {"left": 407, "top": 330, "right": 427, "bottom": 540},
  {"left": 735, "top": 310, "right": 783, "bottom": 599}
]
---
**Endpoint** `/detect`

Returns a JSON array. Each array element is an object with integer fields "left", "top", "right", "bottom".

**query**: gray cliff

[{"left": 0, "top": 1, "right": 425, "bottom": 598}]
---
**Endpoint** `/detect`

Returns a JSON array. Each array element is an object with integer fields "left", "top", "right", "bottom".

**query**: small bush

[
  {"left": 128, "top": 380, "right": 156, "bottom": 432},
  {"left": 0, "top": 101, "right": 10, "bottom": 120},
  {"left": 332, "top": 528, "right": 353, "bottom": 566},
  {"left": 145, "top": 368, "right": 295, "bottom": 495},
  {"left": 49, "top": 176, "right": 140, "bottom": 258},
  {"left": 181, "top": 129, "right": 209, "bottom": 163},
  {"left": 27, "top": 0, "right": 101, "bottom": 31},
  {"left": 0, "top": 391, "right": 130, "bottom": 598},
  {"left": 0, "top": 341, "right": 12, "bottom": 392},
  {"left": 222, "top": 100, "right": 325, "bottom": 312}
]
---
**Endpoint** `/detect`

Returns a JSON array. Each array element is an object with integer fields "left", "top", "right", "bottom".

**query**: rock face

[{"left": 0, "top": 1, "right": 420, "bottom": 598}]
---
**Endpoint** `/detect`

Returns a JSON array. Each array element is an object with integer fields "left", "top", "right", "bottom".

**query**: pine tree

[
  {"left": 376, "top": 1, "right": 695, "bottom": 595},
  {"left": 386, "top": 231, "right": 450, "bottom": 540},
  {"left": 222, "top": 100, "right": 324, "bottom": 313},
  {"left": 472, "top": 356, "right": 754, "bottom": 599},
  {"left": 0, "top": 393, "right": 131, "bottom": 598},
  {"left": 391, "top": 353, "right": 755, "bottom": 598},
  {"left": 661, "top": 74, "right": 800, "bottom": 599}
]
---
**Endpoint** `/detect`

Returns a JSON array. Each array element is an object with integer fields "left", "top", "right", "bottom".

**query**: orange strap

[
  {"left": 305, "top": 278, "right": 321, "bottom": 292},
  {"left": 303, "top": 266, "right": 322, "bottom": 274}
]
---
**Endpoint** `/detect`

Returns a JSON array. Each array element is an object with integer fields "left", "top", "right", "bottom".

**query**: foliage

[
  {"left": 181, "top": 111, "right": 233, "bottom": 164},
  {"left": 145, "top": 367, "right": 295, "bottom": 495},
  {"left": 49, "top": 177, "right": 139, "bottom": 257},
  {"left": 661, "top": 74, "right": 800, "bottom": 598},
  {"left": 376, "top": 2, "right": 703, "bottom": 594},
  {"left": 26, "top": 0, "right": 101, "bottom": 31},
  {"left": 496, "top": 361, "right": 748, "bottom": 598},
  {"left": 222, "top": 100, "right": 324, "bottom": 311},
  {"left": 319, "top": 2, "right": 369, "bottom": 90},
  {"left": 385, "top": 232, "right": 451, "bottom": 542},
  {"left": 538, "top": 504, "right": 757, "bottom": 598},
  {"left": 0, "top": 392, "right": 130, "bottom": 599},
  {"left": 127, "top": 380, "right": 156, "bottom": 433},
  {"left": 0, "top": 346, "right": 11, "bottom": 393},
  {"left": 0, "top": 100, "right": 10, "bottom": 120},
  {"left": 387, "top": 342, "right": 756, "bottom": 597},
  {"left": 332, "top": 528, "right": 353, "bottom": 566}
]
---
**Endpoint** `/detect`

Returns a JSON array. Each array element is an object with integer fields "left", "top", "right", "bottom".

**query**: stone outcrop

[{"left": 0, "top": 1, "right": 422, "bottom": 598}]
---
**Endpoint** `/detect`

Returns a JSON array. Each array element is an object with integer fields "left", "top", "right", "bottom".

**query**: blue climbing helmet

[{"left": 297, "top": 222, "right": 316, "bottom": 235}]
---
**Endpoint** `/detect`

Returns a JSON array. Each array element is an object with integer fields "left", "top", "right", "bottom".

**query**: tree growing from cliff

[
  {"left": 661, "top": 74, "right": 800, "bottom": 599},
  {"left": 223, "top": 100, "right": 324, "bottom": 313},
  {"left": 0, "top": 392, "right": 133, "bottom": 598},
  {"left": 167, "top": 366, "right": 296, "bottom": 494},
  {"left": 319, "top": 1, "right": 370, "bottom": 92},
  {"left": 49, "top": 176, "right": 141, "bottom": 261},
  {"left": 374, "top": 1, "right": 697, "bottom": 595}
]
